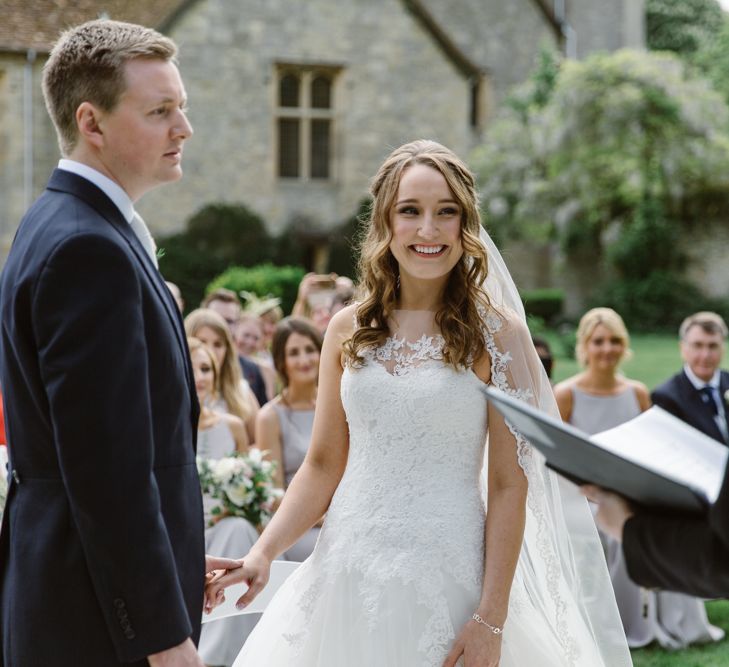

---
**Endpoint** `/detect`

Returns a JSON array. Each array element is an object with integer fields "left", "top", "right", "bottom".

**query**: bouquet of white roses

[{"left": 197, "top": 448, "right": 284, "bottom": 528}]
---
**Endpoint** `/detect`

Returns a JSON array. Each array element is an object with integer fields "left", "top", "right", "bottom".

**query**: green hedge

[
  {"left": 521, "top": 288, "right": 564, "bottom": 323},
  {"left": 206, "top": 264, "right": 306, "bottom": 315},
  {"left": 592, "top": 272, "right": 729, "bottom": 332}
]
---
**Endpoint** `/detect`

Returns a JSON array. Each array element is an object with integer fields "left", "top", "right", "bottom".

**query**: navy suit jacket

[
  {"left": 0, "top": 170, "right": 205, "bottom": 665},
  {"left": 239, "top": 355, "right": 268, "bottom": 407},
  {"left": 651, "top": 369, "right": 729, "bottom": 445}
]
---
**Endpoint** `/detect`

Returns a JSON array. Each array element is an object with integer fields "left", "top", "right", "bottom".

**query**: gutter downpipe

[
  {"left": 23, "top": 48, "right": 36, "bottom": 210},
  {"left": 553, "top": 0, "right": 577, "bottom": 58}
]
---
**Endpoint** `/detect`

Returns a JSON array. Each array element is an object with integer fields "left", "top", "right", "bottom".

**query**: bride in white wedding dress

[{"left": 206, "top": 140, "right": 632, "bottom": 666}]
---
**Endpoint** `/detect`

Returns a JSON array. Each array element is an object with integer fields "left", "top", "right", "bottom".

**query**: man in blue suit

[
  {"left": 651, "top": 311, "right": 729, "bottom": 445},
  {"left": 0, "top": 19, "right": 236, "bottom": 666}
]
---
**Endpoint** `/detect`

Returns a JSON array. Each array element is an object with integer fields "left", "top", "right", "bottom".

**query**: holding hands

[{"left": 203, "top": 549, "right": 272, "bottom": 614}]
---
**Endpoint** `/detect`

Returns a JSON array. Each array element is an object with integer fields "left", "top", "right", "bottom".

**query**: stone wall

[
  {"left": 138, "top": 0, "right": 474, "bottom": 238},
  {"left": 0, "top": 52, "right": 58, "bottom": 260}
]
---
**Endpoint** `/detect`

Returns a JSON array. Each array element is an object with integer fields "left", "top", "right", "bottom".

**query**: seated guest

[
  {"left": 652, "top": 311, "right": 729, "bottom": 445},
  {"left": 185, "top": 309, "right": 258, "bottom": 444},
  {"left": 532, "top": 336, "right": 554, "bottom": 382},
  {"left": 236, "top": 312, "right": 273, "bottom": 404},
  {"left": 203, "top": 288, "right": 268, "bottom": 407},
  {"left": 555, "top": 308, "right": 722, "bottom": 648},
  {"left": 255, "top": 317, "right": 323, "bottom": 561},
  {"left": 188, "top": 338, "right": 259, "bottom": 666}
]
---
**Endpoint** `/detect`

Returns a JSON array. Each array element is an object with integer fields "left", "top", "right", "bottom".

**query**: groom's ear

[{"left": 75, "top": 102, "right": 105, "bottom": 149}]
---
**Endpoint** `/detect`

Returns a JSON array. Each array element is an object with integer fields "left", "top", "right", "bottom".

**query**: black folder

[{"left": 482, "top": 386, "right": 724, "bottom": 515}]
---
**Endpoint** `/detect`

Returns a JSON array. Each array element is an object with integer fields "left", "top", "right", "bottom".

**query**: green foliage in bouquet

[{"left": 197, "top": 449, "right": 284, "bottom": 528}]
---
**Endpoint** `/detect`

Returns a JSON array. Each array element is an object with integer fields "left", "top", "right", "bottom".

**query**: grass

[
  {"left": 632, "top": 601, "right": 729, "bottom": 666},
  {"left": 541, "top": 329, "right": 729, "bottom": 664}
]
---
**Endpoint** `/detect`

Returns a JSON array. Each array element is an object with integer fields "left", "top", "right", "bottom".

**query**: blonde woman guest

[
  {"left": 554, "top": 307, "right": 723, "bottom": 649},
  {"left": 189, "top": 338, "right": 260, "bottom": 666},
  {"left": 185, "top": 309, "right": 258, "bottom": 444},
  {"left": 209, "top": 141, "right": 631, "bottom": 667},
  {"left": 255, "top": 317, "right": 323, "bottom": 561}
]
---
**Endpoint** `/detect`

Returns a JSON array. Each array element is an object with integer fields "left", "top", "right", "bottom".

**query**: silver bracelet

[{"left": 472, "top": 613, "right": 504, "bottom": 635}]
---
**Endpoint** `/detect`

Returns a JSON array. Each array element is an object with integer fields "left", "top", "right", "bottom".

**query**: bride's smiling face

[{"left": 389, "top": 164, "right": 463, "bottom": 283}]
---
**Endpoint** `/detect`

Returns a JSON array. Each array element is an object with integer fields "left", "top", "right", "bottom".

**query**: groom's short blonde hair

[{"left": 42, "top": 19, "right": 177, "bottom": 156}]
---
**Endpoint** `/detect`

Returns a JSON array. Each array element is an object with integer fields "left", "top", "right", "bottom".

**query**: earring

[{"left": 396, "top": 274, "right": 401, "bottom": 291}]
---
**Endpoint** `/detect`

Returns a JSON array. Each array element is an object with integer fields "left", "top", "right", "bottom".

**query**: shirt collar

[
  {"left": 684, "top": 363, "right": 721, "bottom": 390},
  {"left": 58, "top": 159, "right": 135, "bottom": 223}
]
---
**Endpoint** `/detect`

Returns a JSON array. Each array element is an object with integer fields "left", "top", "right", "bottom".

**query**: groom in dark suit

[
  {"left": 0, "top": 20, "right": 235, "bottom": 666},
  {"left": 651, "top": 311, "right": 729, "bottom": 445}
]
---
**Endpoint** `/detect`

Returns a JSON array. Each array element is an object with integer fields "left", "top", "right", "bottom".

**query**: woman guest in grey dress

[
  {"left": 255, "top": 317, "right": 323, "bottom": 562},
  {"left": 554, "top": 308, "right": 724, "bottom": 649}
]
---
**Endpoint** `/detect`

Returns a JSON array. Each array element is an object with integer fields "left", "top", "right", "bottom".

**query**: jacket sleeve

[
  {"left": 33, "top": 232, "right": 193, "bottom": 662},
  {"left": 650, "top": 381, "right": 687, "bottom": 422},
  {"left": 623, "top": 464, "right": 729, "bottom": 597}
]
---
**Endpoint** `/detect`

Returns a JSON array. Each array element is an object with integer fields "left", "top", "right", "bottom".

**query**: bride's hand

[
  {"left": 442, "top": 617, "right": 502, "bottom": 667},
  {"left": 203, "top": 550, "right": 272, "bottom": 614}
]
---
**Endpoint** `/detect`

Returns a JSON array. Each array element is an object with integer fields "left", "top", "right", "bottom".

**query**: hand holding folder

[{"left": 483, "top": 386, "right": 728, "bottom": 514}]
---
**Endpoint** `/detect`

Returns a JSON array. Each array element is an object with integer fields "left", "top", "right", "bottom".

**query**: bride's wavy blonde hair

[{"left": 343, "top": 140, "right": 491, "bottom": 369}]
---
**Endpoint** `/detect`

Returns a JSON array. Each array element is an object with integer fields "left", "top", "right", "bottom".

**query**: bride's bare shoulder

[{"left": 325, "top": 303, "right": 357, "bottom": 344}]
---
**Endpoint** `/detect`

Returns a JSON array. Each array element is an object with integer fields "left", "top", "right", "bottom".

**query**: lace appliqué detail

[
  {"left": 365, "top": 333, "right": 444, "bottom": 376},
  {"left": 482, "top": 308, "right": 580, "bottom": 666}
]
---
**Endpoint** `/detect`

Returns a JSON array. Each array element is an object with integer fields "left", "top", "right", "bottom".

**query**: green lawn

[
  {"left": 632, "top": 600, "right": 729, "bottom": 666},
  {"left": 539, "top": 330, "right": 729, "bottom": 664}
]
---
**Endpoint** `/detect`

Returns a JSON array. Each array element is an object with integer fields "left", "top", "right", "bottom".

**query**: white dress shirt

[{"left": 58, "top": 159, "right": 157, "bottom": 267}]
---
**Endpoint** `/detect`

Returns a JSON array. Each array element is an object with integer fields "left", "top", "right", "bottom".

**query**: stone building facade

[{"left": 0, "top": 0, "right": 645, "bottom": 269}]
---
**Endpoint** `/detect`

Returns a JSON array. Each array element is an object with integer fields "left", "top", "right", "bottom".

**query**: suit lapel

[
  {"left": 719, "top": 371, "right": 729, "bottom": 443},
  {"left": 46, "top": 170, "right": 195, "bottom": 398}
]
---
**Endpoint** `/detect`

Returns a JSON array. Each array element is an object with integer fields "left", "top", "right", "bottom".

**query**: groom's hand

[
  {"left": 204, "top": 550, "right": 271, "bottom": 613},
  {"left": 205, "top": 554, "right": 242, "bottom": 576},
  {"left": 148, "top": 638, "right": 204, "bottom": 666},
  {"left": 203, "top": 554, "right": 243, "bottom": 610}
]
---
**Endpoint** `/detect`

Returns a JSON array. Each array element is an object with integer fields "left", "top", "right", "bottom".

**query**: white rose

[
  {"left": 247, "top": 448, "right": 263, "bottom": 464},
  {"left": 211, "top": 457, "right": 237, "bottom": 483},
  {"left": 224, "top": 482, "right": 249, "bottom": 507}
]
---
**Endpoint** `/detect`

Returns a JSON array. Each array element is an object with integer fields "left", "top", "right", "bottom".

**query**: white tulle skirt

[{"left": 232, "top": 552, "right": 607, "bottom": 667}]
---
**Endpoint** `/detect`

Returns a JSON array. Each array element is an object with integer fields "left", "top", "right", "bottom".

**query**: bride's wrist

[
  {"left": 249, "top": 543, "right": 275, "bottom": 564},
  {"left": 471, "top": 612, "right": 505, "bottom": 635}
]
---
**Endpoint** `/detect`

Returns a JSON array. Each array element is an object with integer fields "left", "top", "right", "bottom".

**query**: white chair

[{"left": 201, "top": 559, "right": 299, "bottom": 624}]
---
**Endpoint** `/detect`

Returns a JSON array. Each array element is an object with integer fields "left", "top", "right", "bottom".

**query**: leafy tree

[
  {"left": 646, "top": 0, "right": 723, "bottom": 58},
  {"left": 158, "top": 203, "right": 274, "bottom": 310},
  {"left": 472, "top": 48, "right": 729, "bottom": 328},
  {"left": 695, "top": 15, "right": 729, "bottom": 107}
]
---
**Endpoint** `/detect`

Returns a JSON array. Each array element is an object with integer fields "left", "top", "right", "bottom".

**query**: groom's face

[{"left": 95, "top": 58, "right": 193, "bottom": 201}]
